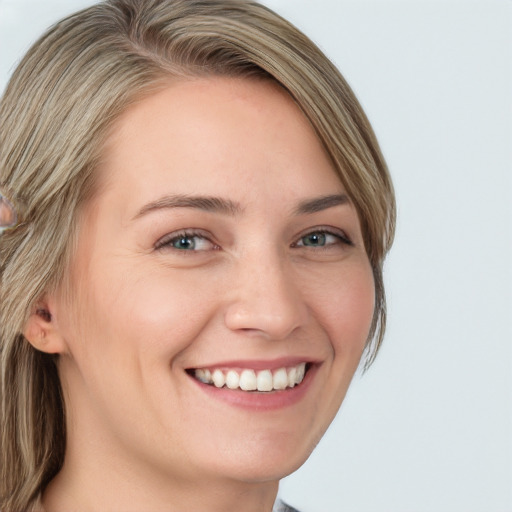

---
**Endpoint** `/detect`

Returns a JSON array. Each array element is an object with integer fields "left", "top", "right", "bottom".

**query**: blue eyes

[
  {"left": 293, "top": 230, "right": 353, "bottom": 249},
  {"left": 297, "top": 232, "right": 330, "bottom": 247},
  {"left": 168, "top": 234, "right": 215, "bottom": 251},
  {"left": 156, "top": 229, "right": 352, "bottom": 253}
]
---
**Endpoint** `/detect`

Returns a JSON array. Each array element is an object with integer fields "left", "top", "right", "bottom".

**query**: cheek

[
  {"left": 54, "top": 262, "right": 223, "bottom": 438},
  {"left": 73, "top": 264, "right": 221, "bottom": 361},
  {"left": 307, "top": 261, "right": 375, "bottom": 355}
]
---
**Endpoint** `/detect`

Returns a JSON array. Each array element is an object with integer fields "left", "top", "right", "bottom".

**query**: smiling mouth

[{"left": 188, "top": 363, "right": 309, "bottom": 392}]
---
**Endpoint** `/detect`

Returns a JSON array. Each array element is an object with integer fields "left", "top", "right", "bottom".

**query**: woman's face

[{"left": 52, "top": 77, "right": 375, "bottom": 485}]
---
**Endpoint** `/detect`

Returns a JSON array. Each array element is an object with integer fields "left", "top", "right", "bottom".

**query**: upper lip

[{"left": 187, "top": 356, "right": 320, "bottom": 372}]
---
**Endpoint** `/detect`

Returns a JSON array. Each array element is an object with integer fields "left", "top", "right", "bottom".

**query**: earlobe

[{"left": 23, "top": 304, "right": 66, "bottom": 354}]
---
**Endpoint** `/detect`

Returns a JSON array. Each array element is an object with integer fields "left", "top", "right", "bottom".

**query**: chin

[{"left": 189, "top": 424, "right": 324, "bottom": 484}]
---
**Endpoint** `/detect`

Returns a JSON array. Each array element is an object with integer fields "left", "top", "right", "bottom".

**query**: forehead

[{"left": 97, "top": 76, "right": 344, "bottom": 212}]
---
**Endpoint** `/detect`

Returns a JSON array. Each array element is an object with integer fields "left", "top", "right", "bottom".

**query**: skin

[
  {"left": 0, "top": 196, "right": 16, "bottom": 228},
  {"left": 27, "top": 77, "right": 375, "bottom": 512}
]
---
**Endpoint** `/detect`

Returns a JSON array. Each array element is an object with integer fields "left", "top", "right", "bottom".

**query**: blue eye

[
  {"left": 172, "top": 236, "right": 197, "bottom": 250},
  {"left": 156, "top": 231, "right": 215, "bottom": 252},
  {"left": 301, "top": 232, "right": 328, "bottom": 247},
  {"left": 295, "top": 229, "right": 352, "bottom": 249}
]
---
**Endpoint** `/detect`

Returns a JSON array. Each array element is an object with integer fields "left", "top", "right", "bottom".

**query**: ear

[{"left": 23, "top": 299, "right": 67, "bottom": 354}]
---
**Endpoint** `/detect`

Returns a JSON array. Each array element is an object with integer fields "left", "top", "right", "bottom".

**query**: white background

[{"left": 1, "top": 1, "right": 511, "bottom": 511}]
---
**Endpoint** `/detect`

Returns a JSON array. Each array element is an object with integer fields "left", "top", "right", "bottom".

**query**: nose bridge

[{"left": 224, "top": 246, "right": 308, "bottom": 340}]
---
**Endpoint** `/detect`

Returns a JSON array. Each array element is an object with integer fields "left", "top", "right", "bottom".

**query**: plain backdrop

[{"left": 1, "top": 1, "right": 511, "bottom": 511}]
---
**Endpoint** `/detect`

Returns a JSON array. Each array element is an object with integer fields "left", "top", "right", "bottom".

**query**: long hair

[{"left": 0, "top": 1, "right": 395, "bottom": 509}]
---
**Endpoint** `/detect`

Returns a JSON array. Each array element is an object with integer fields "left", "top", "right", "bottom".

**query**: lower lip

[{"left": 188, "top": 365, "right": 318, "bottom": 411}]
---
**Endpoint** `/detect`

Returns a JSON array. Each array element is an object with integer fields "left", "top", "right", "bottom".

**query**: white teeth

[
  {"left": 195, "top": 368, "right": 211, "bottom": 384},
  {"left": 256, "top": 370, "right": 273, "bottom": 392},
  {"left": 212, "top": 369, "right": 225, "bottom": 388},
  {"left": 225, "top": 370, "right": 240, "bottom": 390},
  {"left": 193, "top": 363, "right": 309, "bottom": 392},
  {"left": 287, "top": 366, "right": 297, "bottom": 388},
  {"left": 296, "top": 363, "right": 305, "bottom": 383},
  {"left": 239, "top": 369, "right": 257, "bottom": 391},
  {"left": 273, "top": 368, "right": 288, "bottom": 390}
]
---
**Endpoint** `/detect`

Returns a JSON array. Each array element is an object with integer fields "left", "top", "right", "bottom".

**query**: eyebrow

[
  {"left": 133, "top": 192, "right": 350, "bottom": 220},
  {"left": 133, "top": 194, "right": 243, "bottom": 219},
  {"left": 294, "top": 194, "right": 350, "bottom": 215}
]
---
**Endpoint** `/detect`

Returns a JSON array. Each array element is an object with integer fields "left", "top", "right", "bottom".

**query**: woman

[{"left": 0, "top": 1, "right": 395, "bottom": 511}]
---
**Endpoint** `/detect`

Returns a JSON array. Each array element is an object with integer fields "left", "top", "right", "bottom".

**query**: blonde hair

[{"left": 0, "top": 0, "right": 395, "bottom": 509}]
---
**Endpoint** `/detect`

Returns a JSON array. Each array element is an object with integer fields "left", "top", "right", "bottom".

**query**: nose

[{"left": 223, "top": 251, "right": 309, "bottom": 340}]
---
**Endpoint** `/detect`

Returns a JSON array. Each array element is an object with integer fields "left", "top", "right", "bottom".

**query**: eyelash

[
  {"left": 154, "top": 227, "right": 353, "bottom": 253},
  {"left": 292, "top": 228, "right": 354, "bottom": 249},
  {"left": 154, "top": 230, "right": 217, "bottom": 252}
]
